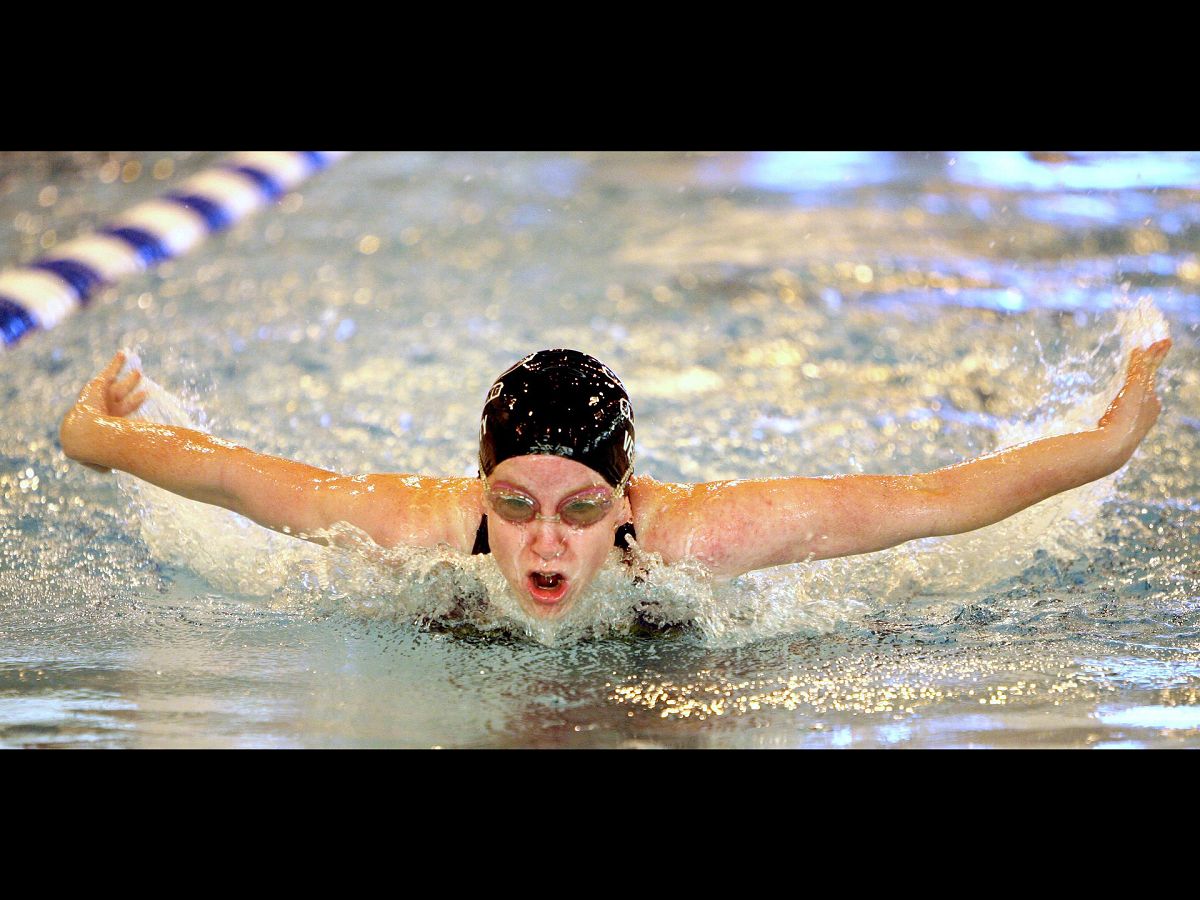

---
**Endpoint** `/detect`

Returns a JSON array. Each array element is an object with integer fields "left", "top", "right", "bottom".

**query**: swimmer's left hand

[{"left": 1096, "top": 337, "right": 1172, "bottom": 463}]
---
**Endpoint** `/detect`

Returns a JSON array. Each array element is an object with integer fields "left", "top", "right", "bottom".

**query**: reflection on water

[
  {"left": 1, "top": 151, "right": 1198, "bottom": 747},
  {"left": 1097, "top": 705, "right": 1200, "bottom": 730}
]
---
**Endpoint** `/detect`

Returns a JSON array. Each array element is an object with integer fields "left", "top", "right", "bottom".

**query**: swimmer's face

[{"left": 484, "top": 455, "right": 632, "bottom": 620}]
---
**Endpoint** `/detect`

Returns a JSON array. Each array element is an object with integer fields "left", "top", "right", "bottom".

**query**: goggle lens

[
  {"left": 558, "top": 498, "right": 612, "bottom": 527},
  {"left": 492, "top": 495, "right": 537, "bottom": 523}
]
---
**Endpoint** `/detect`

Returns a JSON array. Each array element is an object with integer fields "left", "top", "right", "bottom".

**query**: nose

[{"left": 527, "top": 519, "right": 567, "bottom": 560}]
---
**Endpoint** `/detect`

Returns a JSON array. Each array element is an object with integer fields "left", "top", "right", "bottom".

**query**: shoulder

[
  {"left": 627, "top": 474, "right": 815, "bottom": 576},
  {"left": 626, "top": 474, "right": 708, "bottom": 563},
  {"left": 365, "top": 474, "right": 484, "bottom": 553},
  {"left": 627, "top": 473, "right": 690, "bottom": 518}
]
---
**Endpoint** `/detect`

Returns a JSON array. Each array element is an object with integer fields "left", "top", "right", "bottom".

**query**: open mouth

[{"left": 527, "top": 571, "right": 569, "bottom": 605}]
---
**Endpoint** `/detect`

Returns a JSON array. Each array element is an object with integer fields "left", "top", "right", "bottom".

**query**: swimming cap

[{"left": 479, "top": 349, "right": 635, "bottom": 487}]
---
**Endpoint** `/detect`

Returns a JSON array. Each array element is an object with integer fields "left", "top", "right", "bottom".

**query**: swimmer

[{"left": 59, "top": 340, "right": 1172, "bottom": 620}]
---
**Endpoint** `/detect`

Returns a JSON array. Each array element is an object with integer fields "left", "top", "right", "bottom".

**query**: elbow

[
  {"left": 904, "top": 472, "right": 958, "bottom": 539},
  {"left": 212, "top": 449, "right": 250, "bottom": 512},
  {"left": 58, "top": 414, "right": 75, "bottom": 460}
]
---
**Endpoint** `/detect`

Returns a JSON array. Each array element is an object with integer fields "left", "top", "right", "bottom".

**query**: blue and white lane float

[{"left": 0, "top": 151, "right": 349, "bottom": 349}]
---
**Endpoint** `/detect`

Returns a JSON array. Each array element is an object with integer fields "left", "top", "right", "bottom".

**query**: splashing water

[
  {"left": 1118, "top": 294, "right": 1171, "bottom": 351},
  {"left": 113, "top": 293, "right": 1170, "bottom": 648},
  {"left": 6, "top": 151, "right": 1199, "bottom": 749}
]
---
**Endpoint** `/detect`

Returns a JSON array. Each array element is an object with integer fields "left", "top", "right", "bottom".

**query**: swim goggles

[{"left": 484, "top": 469, "right": 631, "bottom": 529}]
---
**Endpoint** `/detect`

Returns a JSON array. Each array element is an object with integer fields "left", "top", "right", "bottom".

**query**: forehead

[{"left": 490, "top": 455, "right": 608, "bottom": 494}]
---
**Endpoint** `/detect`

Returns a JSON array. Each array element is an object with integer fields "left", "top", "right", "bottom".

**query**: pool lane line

[{"left": 0, "top": 151, "right": 349, "bottom": 349}]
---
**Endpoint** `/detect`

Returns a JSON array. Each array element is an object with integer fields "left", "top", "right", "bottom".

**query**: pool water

[{"left": 2, "top": 150, "right": 1198, "bottom": 748}]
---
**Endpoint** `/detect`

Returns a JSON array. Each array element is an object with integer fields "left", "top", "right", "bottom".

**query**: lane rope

[{"left": 0, "top": 150, "right": 349, "bottom": 349}]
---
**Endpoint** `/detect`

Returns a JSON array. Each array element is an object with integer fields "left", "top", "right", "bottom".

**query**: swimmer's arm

[
  {"left": 637, "top": 339, "right": 1171, "bottom": 577},
  {"left": 60, "top": 352, "right": 481, "bottom": 551}
]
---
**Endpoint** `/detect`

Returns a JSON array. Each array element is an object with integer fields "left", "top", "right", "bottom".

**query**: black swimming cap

[{"left": 479, "top": 349, "right": 635, "bottom": 487}]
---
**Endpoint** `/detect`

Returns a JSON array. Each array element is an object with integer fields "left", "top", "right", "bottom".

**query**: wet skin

[
  {"left": 484, "top": 455, "right": 632, "bottom": 619},
  {"left": 60, "top": 340, "right": 1172, "bottom": 617}
]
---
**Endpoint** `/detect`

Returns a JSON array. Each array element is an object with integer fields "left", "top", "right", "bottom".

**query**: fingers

[
  {"left": 1127, "top": 338, "right": 1172, "bottom": 384},
  {"left": 87, "top": 352, "right": 148, "bottom": 417},
  {"left": 78, "top": 350, "right": 130, "bottom": 408},
  {"left": 108, "top": 370, "right": 147, "bottom": 417},
  {"left": 110, "top": 368, "right": 141, "bottom": 403},
  {"left": 1146, "top": 337, "right": 1172, "bottom": 368},
  {"left": 102, "top": 350, "right": 126, "bottom": 379},
  {"left": 120, "top": 388, "right": 149, "bottom": 416},
  {"left": 1144, "top": 340, "right": 1170, "bottom": 384}
]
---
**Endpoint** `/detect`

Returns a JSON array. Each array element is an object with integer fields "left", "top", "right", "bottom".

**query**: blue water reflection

[
  {"left": 951, "top": 151, "right": 1200, "bottom": 191},
  {"left": 728, "top": 151, "right": 1200, "bottom": 196},
  {"left": 735, "top": 151, "right": 900, "bottom": 191}
]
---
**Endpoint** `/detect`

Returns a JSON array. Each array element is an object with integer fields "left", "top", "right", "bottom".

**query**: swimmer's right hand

[{"left": 60, "top": 350, "right": 149, "bottom": 473}]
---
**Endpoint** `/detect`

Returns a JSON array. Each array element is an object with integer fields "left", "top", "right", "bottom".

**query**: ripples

[{"left": 2, "top": 151, "right": 1199, "bottom": 746}]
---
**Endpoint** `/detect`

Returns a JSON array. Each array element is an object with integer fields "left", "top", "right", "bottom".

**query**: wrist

[{"left": 1089, "top": 425, "right": 1136, "bottom": 477}]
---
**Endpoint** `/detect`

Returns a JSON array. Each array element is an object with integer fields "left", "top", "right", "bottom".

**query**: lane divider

[{"left": 0, "top": 151, "right": 349, "bottom": 349}]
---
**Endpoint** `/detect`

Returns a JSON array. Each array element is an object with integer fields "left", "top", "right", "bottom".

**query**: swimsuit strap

[
  {"left": 471, "top": 514, "right": 491, "bottom": 555},
  {"left": 614, "top": 521, "right": 637, "bottom": 550},
  {"left": 470, "top": 514, "right": 637, "bottom": 556}
]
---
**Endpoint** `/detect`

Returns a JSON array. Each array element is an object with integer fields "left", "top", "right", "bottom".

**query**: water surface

[{"left": 1, "top": 151, "right": 1198, "bottom": 748}]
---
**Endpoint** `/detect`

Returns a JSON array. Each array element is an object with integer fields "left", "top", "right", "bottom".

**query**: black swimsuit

[{"left": 471, "top": 516, "right": 637, "bottom": 555}]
